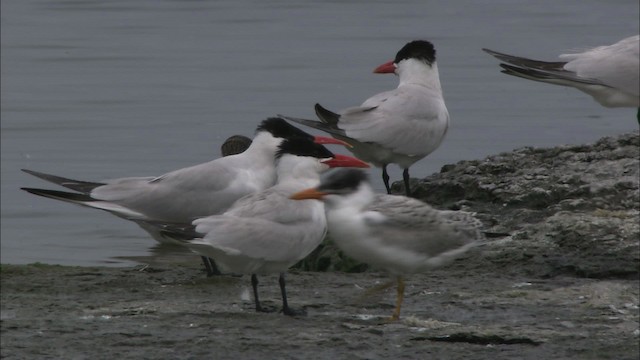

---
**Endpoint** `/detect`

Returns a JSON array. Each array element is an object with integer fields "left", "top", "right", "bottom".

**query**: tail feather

[
  {"left": 499, "top": 63, "right": 602, "bottom": 86},
  {"left": 482, "top": 48, "right": 566, "bottom": 71},
  {"left": 134, "top": 219, "right": 199, "bottom": 242},
  {"left": 314, "top": 103, "right": 341, "bottom": 126},
  {"left": 277, "top": 114, "right": 347, "bottom": 138},
  {"left": 21, "top": 187, "right": 146, "bottom": 218},
  {"left": 482, "top": 48, "right": 605, "bottom": 87},
  {"left": 21, "top": 187, "right": 95, "bottom": 203},
  {"left": 21, "top": 169, "right": 104, "bottom": 194}
]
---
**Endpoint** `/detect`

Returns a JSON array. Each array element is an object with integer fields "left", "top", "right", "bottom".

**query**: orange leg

[
  {"left": 389, "top": 275, "right": 405, "bottom": 321},
  {"left": 359, "top": 279, "right": 395, "bottom": 300}
]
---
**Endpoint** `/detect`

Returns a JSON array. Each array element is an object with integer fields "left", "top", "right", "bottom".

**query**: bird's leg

[
  {"left": 201, "top": 256, "right": 212, "bottom": 274},
  {"left": 278, "top": 273, "right": 292, "bottom": 315},
  {"left": 207, "top": 257, "right": 221, "bottom": 276},
  {"left": 382, "top": 165, "right": 391, "bottom": 194},
  {"left": 251, "top": 274, "right": 270, "bottom": 313},
  {"left": 201, "top": 256, "right": 221, "bottom": 277},
  {"left": 357, "top": 279, "right": 395, "bottom": 300},
  {"left": 279, "top": 273, "right": 306, "bottom": 316},
  {"left": 402, "top": 168, "right": 412, "bottom": 197},
  {"left": 389, "top": 275, "right": 405, "bottom": 321}
]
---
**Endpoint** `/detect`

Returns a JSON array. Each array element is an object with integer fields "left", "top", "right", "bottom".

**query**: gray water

[{"left": 2, "top": 0, "right": 638, "bottom": 266}]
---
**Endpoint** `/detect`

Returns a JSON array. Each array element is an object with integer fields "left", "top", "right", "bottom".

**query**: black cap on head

[
  {"left": 220, "top": 135, "right": 252, "bottom": 157},
  {"left": 276, "top": 137, "right": 334, "bottom": 160},
  {"left": 394, "top": 40, "right": 436, "bottom": 65},
  {"left": 256, "top": 117, "right": 313, "bottom": 140},
  {"left": 318, "top": 169, "right": 369, "bottom": 194}
]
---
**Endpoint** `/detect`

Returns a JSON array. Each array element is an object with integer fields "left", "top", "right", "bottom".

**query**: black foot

[
  {"left": 382, "top": 165, "right": 391, "bottom": 194},
  {"left": 201, "top": 256, "right": 221, "bottom": 277},
  {"left": 255, "top": 303, "right": 279, "bottom": 313},
  {"left": 278, "top": 272, "right": 305, "bottom": 317},
  {"left": 402, "top": 168, "right": 412, "bottom": 197},
  {"left": 281, "top": 306, "right": 307, "bottom": 317}
]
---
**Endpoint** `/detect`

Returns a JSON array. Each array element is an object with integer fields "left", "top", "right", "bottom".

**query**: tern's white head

[
  {"left": 275, "top": 139, "right": 369, "bottom": 183},
  {"left": 373, "top": 40, "right": 442, "bottom": 88}
]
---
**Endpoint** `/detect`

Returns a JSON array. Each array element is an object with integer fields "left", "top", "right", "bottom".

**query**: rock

[{"left": 300, "top": 131, "right": 640, "bottom": 278}]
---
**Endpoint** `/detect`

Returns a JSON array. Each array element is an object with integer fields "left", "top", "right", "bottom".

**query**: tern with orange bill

[{"left": 290, "top": 169, "right": 484, "bottom": 321}]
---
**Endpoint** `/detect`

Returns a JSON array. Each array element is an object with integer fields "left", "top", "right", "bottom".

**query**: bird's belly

[
  {"left": 215, "top": 255, "right": 291, "bottom": 275},
  {"left": 343, "top": 118, "right": 448, "bottom": 168},
  {"left": 327, "top": 213, "right": 434, "bottom": 274},
  {"left": 347, "top": 142, "right": 427, "bottom": 168},
  {"left": 327, "top": 215, "right": 392, "bottom": 269}
]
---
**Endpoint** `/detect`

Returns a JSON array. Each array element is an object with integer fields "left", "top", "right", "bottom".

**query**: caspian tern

[
  {"left": 290, "top": 169, "right": 483, "bottom": 321},
  {"left": 21, "top": 118, "right": 349, "bottom": 274},
  {"left": 280, "top": 40, "right": 450, "bottom": 197},
  {"left": 220, "top": 134, "right": 252, "bottom": 156},
  {"left": 483, "top": 35, "right": 640, "bottom": 122},
  {"left": 147, "top": 138, "right": 369, "bottom": 316}
]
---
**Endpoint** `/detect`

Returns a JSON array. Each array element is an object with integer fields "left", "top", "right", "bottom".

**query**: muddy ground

[
  {"left": 1, "top": 131, "right": 639, "bottom": 359},
  {"left": 1, "top": 261, "right": 638, "bottom": 360}
]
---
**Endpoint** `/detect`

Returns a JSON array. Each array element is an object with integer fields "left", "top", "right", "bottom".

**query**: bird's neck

[
  {"left": 275, "top": 156, "right": 322, "bottom": 188},
  {"left": 327, "top": 183, "right": 375, "bottom": 212},
  {"left": 398, "top": 59, "right": 442, "bottom": 91},
  {"left": 244, "top": 132, "right": 282, "bottom": 160}
]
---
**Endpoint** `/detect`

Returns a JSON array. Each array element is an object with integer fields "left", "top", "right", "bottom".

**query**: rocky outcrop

[{"left": 300, "top": 131, "right": 640, "bottom": 279}]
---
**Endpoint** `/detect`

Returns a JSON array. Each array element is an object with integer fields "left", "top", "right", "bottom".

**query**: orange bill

[
  {"left": 313, "top": 136, "right": 353, "bottom": 148},
  {"left": 373, "top": 60, "right": 396, "bottom": 74},
  {"left": 321, "top": 154, "right": 369, "bottom": 169},
  {"left": 290, "top": 188, "right": 328, "bottom": 200}
]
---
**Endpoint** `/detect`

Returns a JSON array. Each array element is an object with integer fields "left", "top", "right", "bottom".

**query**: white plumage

[
  {"left": 153, "top": 139, "right": 369, "bottom": 315},
  {"left": 21, "top": 118, "right": 345, "bottom": 243},
  {"left": 281, "top": 40, "right": 450, "bottom": 196},
  {"left": 21, "top": 118, "right": 348, "bottom": 275}
]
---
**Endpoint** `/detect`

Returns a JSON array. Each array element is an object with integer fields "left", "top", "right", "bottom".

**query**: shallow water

[{"left": 2, "top": 0, "right": 638, "bottom": 266}]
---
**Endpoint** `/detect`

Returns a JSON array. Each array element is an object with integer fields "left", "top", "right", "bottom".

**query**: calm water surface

[{"left": 2, "top": 0, "right": 638, "bottom": 266}]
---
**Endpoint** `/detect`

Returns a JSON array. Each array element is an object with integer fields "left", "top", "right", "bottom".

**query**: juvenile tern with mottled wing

[{"left": 290, "top": 169, "right": 484, "bottom": 321}]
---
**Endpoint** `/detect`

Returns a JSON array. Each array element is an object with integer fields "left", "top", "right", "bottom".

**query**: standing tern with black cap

[{"left": 281, "top": 40, "right": 450, "bottom": 196}]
